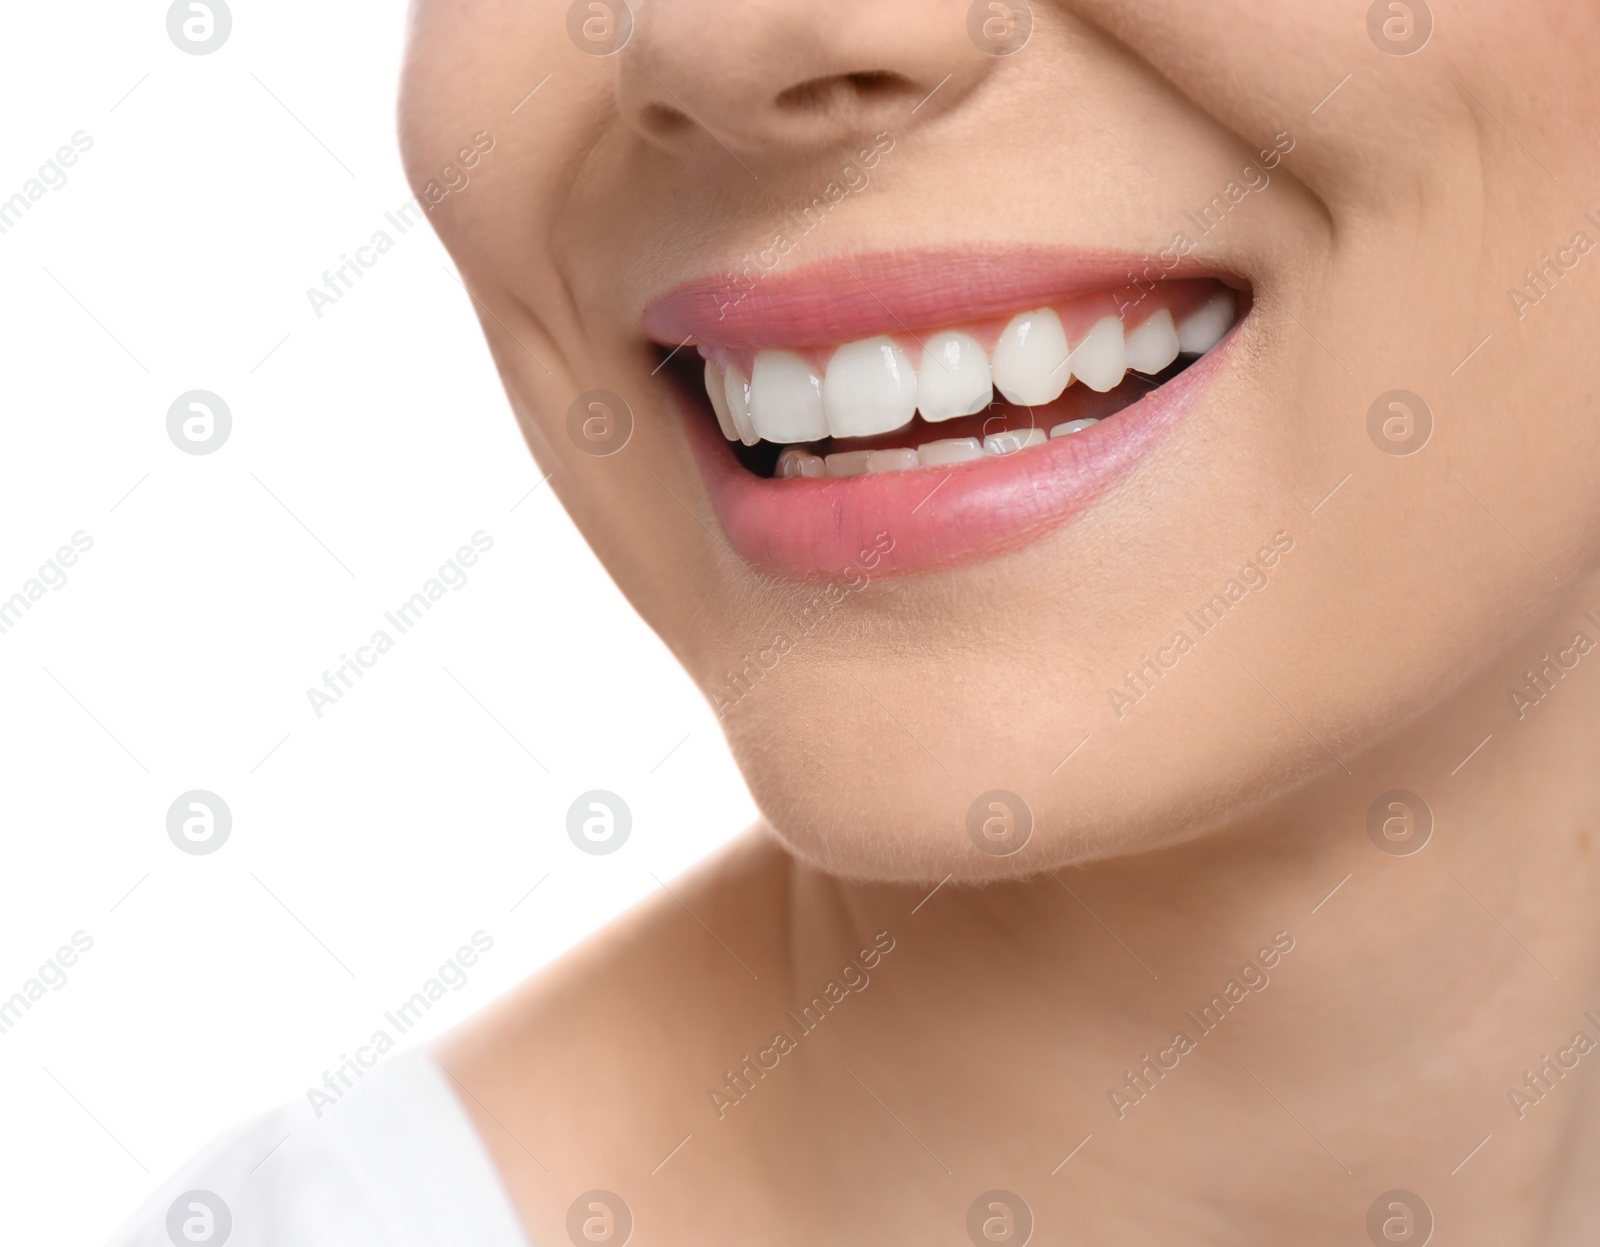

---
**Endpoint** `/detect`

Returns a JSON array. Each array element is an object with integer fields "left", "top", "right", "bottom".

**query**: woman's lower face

[
  {"left": 385, "top": 3, "right": 1600, "bottom": 1243},
  {"left": 399, "top": 0, "right": 1600, "bottom": 884}
]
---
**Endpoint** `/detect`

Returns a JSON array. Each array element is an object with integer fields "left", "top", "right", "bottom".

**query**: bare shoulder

[{"left": 433, "top": 829, "right": 797, "bottom": 1213}]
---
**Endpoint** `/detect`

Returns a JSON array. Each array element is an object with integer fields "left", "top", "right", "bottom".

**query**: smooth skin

[{"left": 401, "top": 2, "right": 1600, "bottom": 1241}]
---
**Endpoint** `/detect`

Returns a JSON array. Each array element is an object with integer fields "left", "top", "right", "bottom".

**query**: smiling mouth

[
  {"left": 645, "top": 249, "right": 1249, "bottom": 580},
  {"left": 695, "top": 280, "right": 1238, "bottom": 479}
]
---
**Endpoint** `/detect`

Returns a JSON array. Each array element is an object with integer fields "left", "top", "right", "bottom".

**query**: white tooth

[
  {"left": 1124, "top": 308, "right": 1180, "bottom": 375},
  {"left": 723, "top": 365, "right": 759, "bottom": 446},
  {"left": 1176, "top": 289, "right": 1237, "bottom": 354},
  {"left": 705, "top": 360, "right": 738, "bottom": 441},
  {"left": 775, "top": 447, "right": 825, "bottom": 478},
  {"left": 1070, "top": 315, "right": 1127, "bottom": 393},
  {"left": 824, "top": 450, "right": 874, "bottom": 477},
  {"left": 864, "top": 448, "right": 919, "bottom": 474},
  {"left": 823, "top": 336, "right": 919, "bottom": 438},
  {"left": 991, "top": 308, "right": 1072, "bottom": 406},
  {"left": 1049, "top": 418, "right": 1099, "bottom": 438},
  {"left": 918, "top": 437, "right": 985, "bottom": 466},
  {"left": 916, "top": 331, "right": 993, "bottom": 422},
  {"left": 749, "top": 350, "right": 827, "bottom": 443},
  {"left": 983, "top": 427, "right": 1047, "bottom": 456}
]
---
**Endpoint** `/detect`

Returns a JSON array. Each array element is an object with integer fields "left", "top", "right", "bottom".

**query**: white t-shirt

[{"left": 105, "top": 1050, "right": 530, "bottom": 1247}]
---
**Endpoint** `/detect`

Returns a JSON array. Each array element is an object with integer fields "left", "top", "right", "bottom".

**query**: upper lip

[{"left": 641, "top": 246, "right": 1241, "bottom": 350}]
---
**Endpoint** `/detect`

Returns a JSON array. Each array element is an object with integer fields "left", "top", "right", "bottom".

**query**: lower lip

[{"left": 680, "top": 336, "right": 1234, "bottom": 581}]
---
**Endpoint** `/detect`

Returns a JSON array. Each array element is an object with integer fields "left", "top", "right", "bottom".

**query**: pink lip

[
  {"left": 647, "top": 249, "right": 1244, "bottom": 581},
  {"left": 642, "top": 246, "right": 1231, "bottom": 350}
]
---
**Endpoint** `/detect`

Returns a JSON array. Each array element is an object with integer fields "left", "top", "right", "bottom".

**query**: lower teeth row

[{"left": 774, "top": 418, "right": 1100, "bottom": 479}]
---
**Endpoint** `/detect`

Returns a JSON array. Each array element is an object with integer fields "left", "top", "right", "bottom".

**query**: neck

[{"left": 788, "top": 589, "right": 1600, "bottom": 1242}]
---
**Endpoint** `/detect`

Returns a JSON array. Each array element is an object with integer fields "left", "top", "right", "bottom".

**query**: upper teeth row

[{"left": 703, "top": 291, "right": 1236, "bottom": 446}]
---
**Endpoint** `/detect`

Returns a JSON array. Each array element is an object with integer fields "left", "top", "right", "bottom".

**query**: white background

[{"left": 0, "top": 3, "right": 755, "bottom": 1241}]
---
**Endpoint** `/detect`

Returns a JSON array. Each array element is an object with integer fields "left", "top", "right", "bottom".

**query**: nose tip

[{"left": 614, "top": 0, "right": 990, "bottom": 155}]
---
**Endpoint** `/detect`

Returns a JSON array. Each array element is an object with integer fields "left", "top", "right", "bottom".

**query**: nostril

[
  {"left": 774, "top": 70, "right": 918, "bottom": 113},
  {"left": 640, "top": 103, "right": 693, "bottom": 138},
  {"left": 843, "top": 70, "right": 913, "bottom": 98}
]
